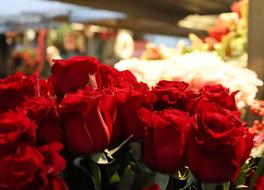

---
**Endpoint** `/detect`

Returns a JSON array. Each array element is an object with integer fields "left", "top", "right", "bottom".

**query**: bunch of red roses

[
  {"left": 0, "top": 56, "right": 255, "bottom": 190},
  {"left": 0, "top": 73, "right": 67, "bottom": 190}
]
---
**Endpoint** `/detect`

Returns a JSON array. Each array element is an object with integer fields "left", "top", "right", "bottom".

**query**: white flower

[{"left": 115, "top": 52, "right": 263, "bottom": 108}]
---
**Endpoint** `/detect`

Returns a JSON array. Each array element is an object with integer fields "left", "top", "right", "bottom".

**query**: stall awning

[{"left": 0, "top": 0, "right": 126, "bottom": 32}]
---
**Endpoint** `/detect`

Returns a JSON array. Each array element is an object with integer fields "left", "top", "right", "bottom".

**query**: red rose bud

[
  {"left": 0, "top": 146, "right": 44, "bottom": 190},
  {"left": 0, "top": 144, "right": 67, "bottom": 190},
  {"left": 200, "top": 85, "right": 238, "bottom": 110},
  {"left": 138, "top": 108, "right": 192, "bottom": 173},
  {"left": 17, "top": 96, "right": 64, "bottom": 145},
  {"left": 38, "top": 143, "right": 66, "bottom": 176},
  {"left": 50, "top": 56, "right": 100, "bottom": 97},
  {"left": 0, "top": 111, "right": 36, "bottom": 158},
  {"left": 98, "top": 64, "right": 139, "bottom": 89},
  {"left": 0, "top": 72, "right": 36, "bottom": 113},
  {"left": 59, "top": 86, "right": 115, "bottom": 155},
  {"left": 152, "top": 80, "right": 190, "bottom": 111},
  {"left": 186, "top": 102, "right": 254, "bottom": 183},
  {"left": 188, "top": 84, "right": 239, "bottom": 116},
  {"left": 112, "top": 78, "right": 153, "bottom": 140},
  {"left": 94, "top": 65, "right": 146, "bottom": 142}
]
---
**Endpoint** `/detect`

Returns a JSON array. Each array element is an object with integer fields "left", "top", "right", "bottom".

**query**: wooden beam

[{"left": 56, "top": 0, "right": 186, "bottom": 22}]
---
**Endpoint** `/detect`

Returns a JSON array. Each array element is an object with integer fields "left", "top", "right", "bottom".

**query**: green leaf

[
  {"left": 90, "top": 152, "right": 112, "bottom": 165},
  {"left": 236, "top": 163, "right": 252, "bottom": 187},
  {"left": 154, "top": 172, "right": 169, "bottom": 190},
  {"left": 201, "top": 183, "right": 217, "bottom": 190},
  {"left": 88, "top": 159, "right": 102, "bottom": 190},
  {"left": 108, "top": 171, "right": 121, "bottom": 185},
  {"left": 129, "top": 142, "right": 142, "bottom": 161},
  {"left": 73, "top": 157, "right": 102, "bottom": 190},
  {"left": 117, "top": 165, "right": 135, "bottom": 190},
  {"left": 180, "top": 172, "right": 197, "bottom": 190},
  {"left": 137, "top": 162, "right": 153, "bottom": 174},
  {"left": 249, "top": 157, "right": 264, "bottom": 190},
  {"left": 73, "top": 157, "right": 91, "bottom": 176}
]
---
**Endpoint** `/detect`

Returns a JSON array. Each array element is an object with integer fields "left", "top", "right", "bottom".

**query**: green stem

[
  {"left": 248, "top": 157, "right": 264, "bottom": 190},
  {"left": 223, "top": 182, "right": 230, "bottom": 190}
]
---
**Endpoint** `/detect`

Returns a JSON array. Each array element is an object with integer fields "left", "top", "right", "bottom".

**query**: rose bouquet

[{"left": 0, "top": 56, "right": 263, "bottom": 190}]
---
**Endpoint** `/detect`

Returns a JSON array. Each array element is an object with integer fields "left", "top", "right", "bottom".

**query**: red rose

[
  {"left": 93, "top": 64, "right": 148, "bottom": 140},
  {"left": 38, "top": 79, "right": 55, "bottom": 96},
  {"left": 50, "top": 56, "right": 100, "bottom": 97},
  {"left": 189, "top": 85, "right": 239, "bottom": 115},
  {"left": 59, "top": 86, "right": 115, "bottom": 154},
  {"left": 138, "top": 108, "right": 192, "bottom": 173},
  {"left": 0, "top": 144, "right": 67, "bottom": 190},
  {"left": 99, "top": 91, "right": 120, "bottom": 145},
  {"left": 96, "top": 64, "right": 119, "bottom": 88},
  {"left": 113, "top": 78, "right": 152, "bottom": 140},
  {"left": 38, "top": 143, "right": 66, "bottom": 176},
  {"left": 186, "top": 102, "right": 254, "bottom": 183},
  {"left": 98, "top": 64, "right": 138, "bottom": 89},
  {"left": 92, "top": 64, "right": 145, "bottom": 141},
  {"left": 0, "top": 111, "right": 36, "bottom": 158},
  {"left": 200, "top": 85, "right": 238, "bottom": 111},
  {"left": 17, "top": 96, "right": 64, "bottom": 145},
  {"left": 256, "top": 176, "right": 264, "bottom": 190},
  {"left": 152, "top": 80, "right": 190, "bottom": 111},
  {"left": 0, "top": 72, "right": 36, "bottom": 113},
  {"left": 142, "top": 184, "right": 161, "bottom": 190},
  {"left": 39, "top": 143, "right": 68, "bottom": 190}
]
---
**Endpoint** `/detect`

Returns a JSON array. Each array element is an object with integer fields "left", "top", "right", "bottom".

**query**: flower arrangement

[
  {"left": 115, "top": 52, "right": 263, "bottom": 109},
  {"left": 181, "top": 0, "right": 248, "bottom": 66},
  {"left": 137, "top": 0, "right": 248, "bottom": 68},
  {"left": 207, "top": 0, "right": 248, "bottom": 62},
  {"left": 0, "top": 56, "right": 263, "bottom": 190}
]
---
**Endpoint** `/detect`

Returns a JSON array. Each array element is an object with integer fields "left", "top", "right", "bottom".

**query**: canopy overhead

[
  {"left": 0, "top": 0, "right": 126, "bottom": 32},
  {"left": 50, "top": 0, "right": 237, "bottom": 37},
  {"left": 0, "top": 0, "right": 237, "bottom": 36},
  {"left": 53, "top": 0, "right": 237, "bottom": 22}
]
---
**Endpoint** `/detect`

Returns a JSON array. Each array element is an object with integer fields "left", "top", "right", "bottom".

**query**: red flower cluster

[
  {"left": 0, "top": 73, "right": 67, "bottom": 190},
  {"left": 140, "top": 81, "right": 253, "bottom": 183},
  {"left": 50, "top": 56, "right": 152, "bottom": 154},
  {"left": 49, "top": 57, "right": 253, "bottom": 183},
  {"left": 0, "top": 56, "right": 254, "bottom": 189}
]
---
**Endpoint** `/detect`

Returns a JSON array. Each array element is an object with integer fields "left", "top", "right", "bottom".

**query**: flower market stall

[
  {"left": 0, "top": 55, "right": 263, "bottom": 190},
  {"left": 0, "top": 0, "right": 264, "bottom": 190}
]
